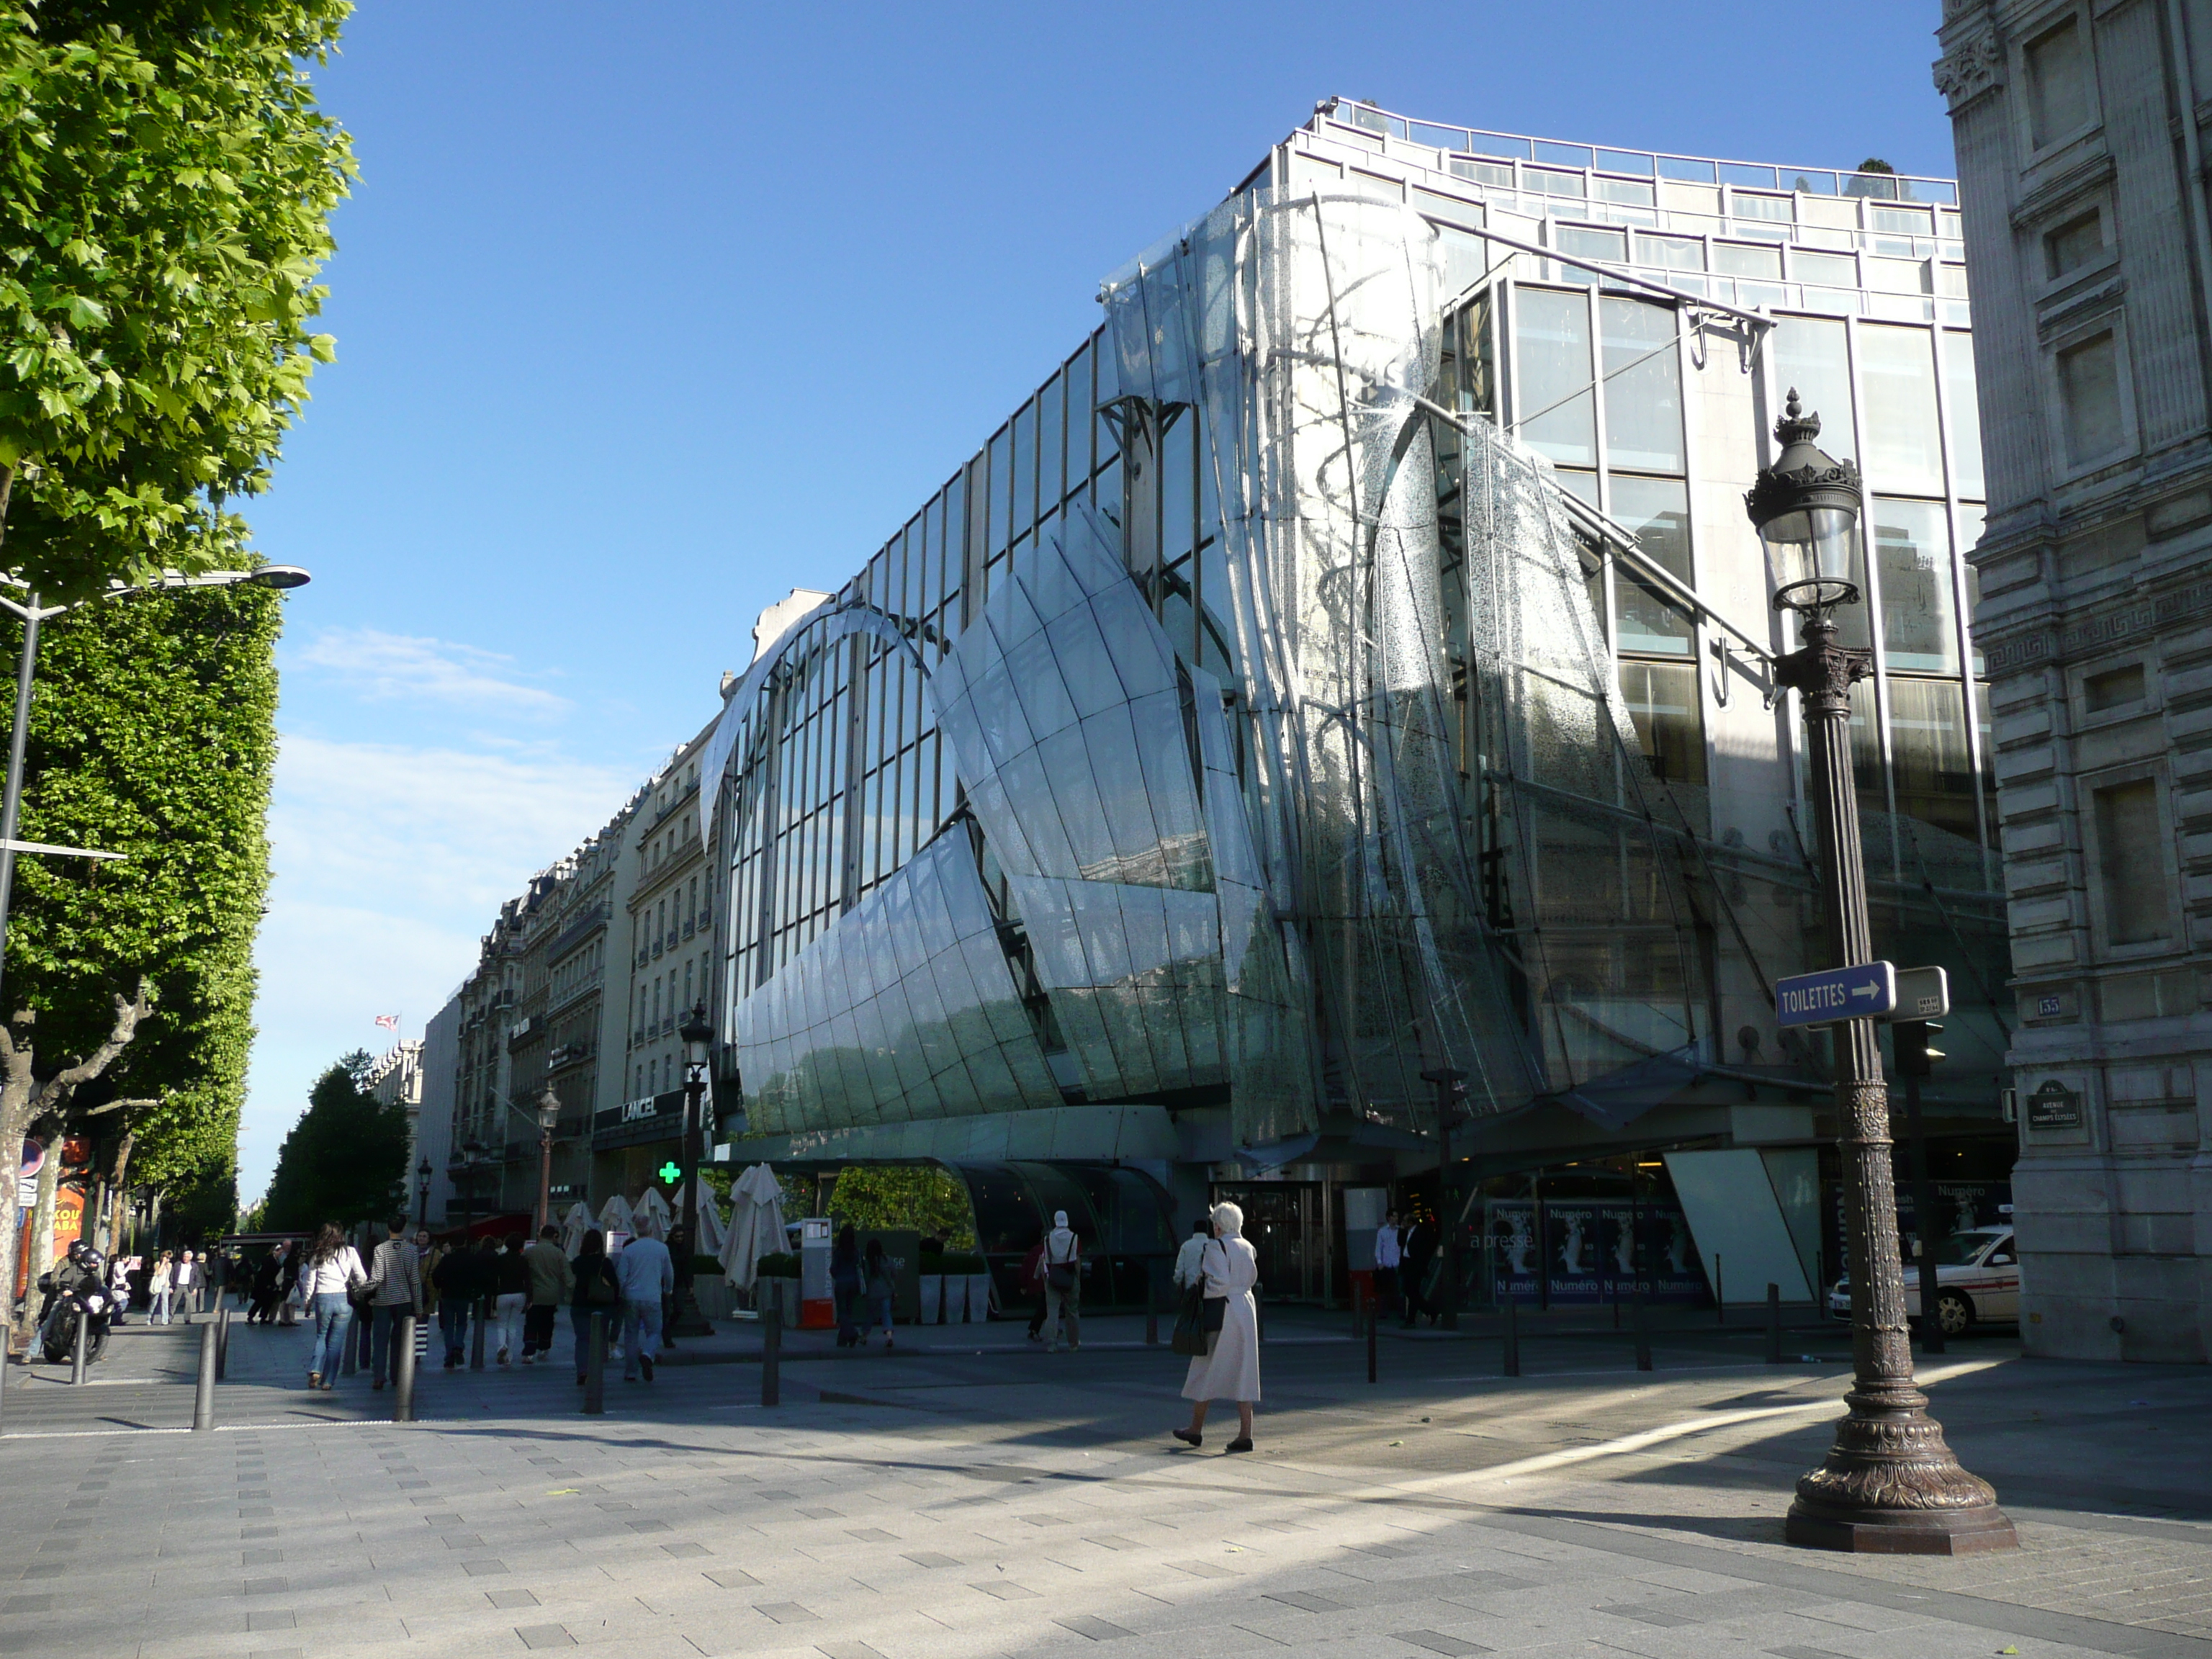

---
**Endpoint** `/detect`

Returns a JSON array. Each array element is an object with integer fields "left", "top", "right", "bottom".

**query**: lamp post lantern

[
  {"left": 669, "top": 1004, "right": 715, "bottom": 1336},
  {"left": 415, "top": 1156, "right": 433, "bottom": 1228},
  {"left": 535, "top": 1088, "right": 561, "bottom": 1234},
  {"left": 1747, "top": 392, "right": 2014, "bottom": 1555}
]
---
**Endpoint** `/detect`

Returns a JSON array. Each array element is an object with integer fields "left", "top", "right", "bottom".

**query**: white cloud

[
  {"left": 240, "top": 732, "right": 642, "bottom": 1201},
  {"left": 292, "top": 627, "right": 572, "bottom": 716}
]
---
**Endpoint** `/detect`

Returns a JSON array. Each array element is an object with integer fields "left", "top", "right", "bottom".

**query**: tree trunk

[
  {"left": 17, "top": 1138, "right": 58, "bottom": 1343},
  {"left": 106, "top": 1128, "right": 134, "bottom": 1254}
]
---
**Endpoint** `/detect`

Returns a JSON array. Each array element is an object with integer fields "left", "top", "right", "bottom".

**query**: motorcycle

[{"left": 37, "top": 1271, "right": 114, "bottom": 1365}]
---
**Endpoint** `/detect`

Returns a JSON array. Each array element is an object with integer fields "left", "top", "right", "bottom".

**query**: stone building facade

[{"left": 1937, "top": 0, "right": 2212, "bottom": 1359}]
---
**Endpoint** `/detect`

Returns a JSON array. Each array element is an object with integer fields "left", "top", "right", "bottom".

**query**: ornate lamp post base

[{"left": 1786, "top": 1380, "right": 2018, "bottom": 1552}]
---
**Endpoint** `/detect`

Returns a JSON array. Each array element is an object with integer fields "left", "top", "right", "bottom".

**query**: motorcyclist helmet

[{"left": 68, "top": 1239, "right": 103, "bottom": 1271}]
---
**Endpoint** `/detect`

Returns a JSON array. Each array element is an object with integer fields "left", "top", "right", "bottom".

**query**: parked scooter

[{"left": 37, "top": 1240, "right": 114, "bottom": 1364}]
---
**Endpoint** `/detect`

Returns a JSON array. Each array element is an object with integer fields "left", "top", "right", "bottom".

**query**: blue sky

[{"left": 239, "top": 0, "right": 1962, "bottom": 1197}]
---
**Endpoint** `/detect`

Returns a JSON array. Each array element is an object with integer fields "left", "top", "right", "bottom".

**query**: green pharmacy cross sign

[{"left": 658, "top": 1161, "right": 682, "bottom": 1186}]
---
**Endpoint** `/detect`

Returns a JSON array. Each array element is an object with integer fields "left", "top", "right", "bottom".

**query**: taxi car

[{"left": 1825, "top": 1227, "right": 2019, "bottom": 1336}]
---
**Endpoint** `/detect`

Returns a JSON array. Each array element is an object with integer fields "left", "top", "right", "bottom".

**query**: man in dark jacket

[{"left": 431, "top": 1238, "right": 490, "bottom": 1368}]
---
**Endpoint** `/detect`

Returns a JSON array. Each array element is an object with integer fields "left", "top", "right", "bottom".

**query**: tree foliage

[
  {"left": 0, "top": 0, "right": 353, "bottom": 598},
  {"left": 2, "top": 580, "right": 279, "bottom": 1207},
  {"left": 825, "top": 1166, "right": 976, "bottom": 1249},
  {"left": 262, "top": 1049, "right": 406, "bottom": 1230}
]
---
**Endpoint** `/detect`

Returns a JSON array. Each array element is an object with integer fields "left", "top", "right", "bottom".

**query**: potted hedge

[
  {"left": 690, "top": 1253, "right": 731, "bottom": 1320},
  {"left": 918, "top": 1244, "right": 945, "bottom": 1324},
  {"left": 940, "top": 1251, "right": 989, "bottom": 1322},
  {"left": 754, "top": 1252, "right": 801, "bottom": 1326}
]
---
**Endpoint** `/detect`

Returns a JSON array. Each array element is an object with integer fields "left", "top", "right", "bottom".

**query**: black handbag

[{"left": 1170, "top": 1282, "right": 1209, "bottom": 1356}]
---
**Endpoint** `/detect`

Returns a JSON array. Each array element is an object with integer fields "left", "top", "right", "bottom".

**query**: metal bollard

[
  {"left": 1714, "top": 1252, "right": 1725, "bottom": 1325},
  {"left": 193, "top": 1320, "right": 217, "bottom": 1430},
  {"left": 393, "top": 1314, "right": 417, "bottom": 1423},
  {"left": 1365, "top": 1285, "right": 1378, "bottom": 1385},
  {"left": 470, "top": 1297, "right": 487, "bottom": 1371},
  {"left": 1503, "top": 1295, "right": 1520, "bottom": 1377},
  {"left": 1766, "top": 1282, "right": 1783, "bottom": 1364},
  {"left": 1632, "top": 1290, "right": 1653, "bottom": 1372},
  {"left": 760, "top": 1283, "right": 781, "bottom": 1408},
  {"left": 71, "top": 1312, "right": 89, "bottom": 1385},
  {"left": 582, "top": 1313, "right": 606, "bottom": 1415},
  {"left": 216, "top": 1305, "right": 231, "bottom": 1380}
]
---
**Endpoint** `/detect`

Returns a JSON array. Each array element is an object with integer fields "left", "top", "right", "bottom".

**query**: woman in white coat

[{"left": 1174, "top": 1201, "right": 1259, "bottom": 1452}]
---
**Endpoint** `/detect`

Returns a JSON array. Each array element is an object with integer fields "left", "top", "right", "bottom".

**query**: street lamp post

[
  {"left": 535, "top": 1087, "right": 560, "bottom": 1233},
  {"left": 669, "top": 1003, "right": 714, "bottom": 1336},
  {"left": 1419, "top": 1067, "right": 1465, "bottom": 1330},
  {"left": 415, "top": 1156, "right": 433, "bottom": 1229},
  {"left": 457, "top": 1139, "right": 486, "bottom": 1242},
  {"left": 1747, "top": 392, "right": 2014, "bottom": 1555},
  {"left": 0, "top": 565, "right": 310, "bottom": 1010}
]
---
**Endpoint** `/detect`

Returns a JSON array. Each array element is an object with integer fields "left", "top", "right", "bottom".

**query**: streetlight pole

[
  {"left": 669, "top": 1004, "right": 714, "bottom": 1336},
  {"left": 1419, "top": 1066, "right": 1465, "bottom": 1331},
  {"left": 1748, "top": 394, "right": 2013, "bottom": 1555},
  {"left": 415, "top": 1156, "right": 432, "bottom": 1229},
  {"left": 0, "top": 565, "right": 310, "bottom": 1010},
  {"left": 535, "top": 1087, "right": 560, "bottom": 1234}
]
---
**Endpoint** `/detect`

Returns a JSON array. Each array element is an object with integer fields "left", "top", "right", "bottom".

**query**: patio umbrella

[
  {"left": 718, "top": 1163, "right": 786, "bottom": 1290},
  {"left": 559, "top": 1200, "right": 594, "bottom": 1255},
  {"left": 598, "top": 1192, "right": 634, "bottom": 1238},
  {"left": 631, "top": 1185, "right": 673, "bottom": 1241},
  {"left": 688, "top": 1179, "right": 725, "bottom": 1256}
]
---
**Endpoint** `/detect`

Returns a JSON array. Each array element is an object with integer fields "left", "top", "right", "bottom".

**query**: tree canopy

[
  {"left": 261, "top": 1049, "right": 407, "bottom": 1231},
  {"left": 0, "top": 0, "right": 354, "bottom": 599}
]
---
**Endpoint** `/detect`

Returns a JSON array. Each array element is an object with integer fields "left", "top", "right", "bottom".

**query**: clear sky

[{"left": 238, "top": 0, "right": 1961, "bottom": 1199}]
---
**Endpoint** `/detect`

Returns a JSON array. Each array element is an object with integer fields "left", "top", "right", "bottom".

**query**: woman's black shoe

[
  {"left": 1172, "top": 1428, "right": 1202, "bottom": 1447},
  {"left": 1225, "top": 1437, "right": 1254, "bottom": 1453}
]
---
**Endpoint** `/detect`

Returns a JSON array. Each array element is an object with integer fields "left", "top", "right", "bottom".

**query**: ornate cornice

[{"left": 1933, "top": 27, "right": 2005, "bottom": 113}]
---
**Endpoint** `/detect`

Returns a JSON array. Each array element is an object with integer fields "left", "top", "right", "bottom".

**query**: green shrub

[
  {"left": 690, "top": 1254, "right": 721, "bottom": 1276},
  {"left": 938, "top": 1251, "right": 987, "bottom": 1274},
  {"left": 754, "top": 1251, "right": 800, "bottom": 1278}
]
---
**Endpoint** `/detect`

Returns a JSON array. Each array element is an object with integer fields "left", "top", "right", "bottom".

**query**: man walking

[
  {"left": 366, "top": 1217, "right": 423, "bottom": 1390},
  {"left": 1372, "top": 1208, "right": 1403, "bottom": 1323},
  {"left": 520, "top": 1225, "right": 572, "bottom": 1365},
  {"left": 1042, "top": 1210, "right": 1081, "bottom": 1354},
  {"left": 613, "top": 1228, "right": 673, "bottom": 1382},
  {"left": 1172, "top": 1217, "right": 1210, "bottom": 1290},
  {"left": 431, "top": 1239, "right": 483, "bottom": 1368},
  {"left": 171, "top": 1249, "right": 197, "bottom": 1321}
]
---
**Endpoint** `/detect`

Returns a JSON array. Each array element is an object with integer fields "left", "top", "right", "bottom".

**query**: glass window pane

[
  {"left": 1599, "top": 298, "right": 1683, "bottom": 474},
  {"left": 1941, "top": 333, "right": 1984, "bottom": 499},
  {"left": 1619, "top": 662, "right": 1704, "bottom": 786},
  {"left": 1858, "top": 323, "right": 1944, "bottom": 495},
  {"left": 1713, "top": 242, "right": 1783, "bottom": 279},
  {"left": 1610, "top": 476, "right": 1692, "bottom": 656},
  {"left": 1514, "top": 287, "right": 1595, "bottom": 467},
  {"left": 1957, "top": 504, "right": 1987, "bottom": 673},
  {"left": 1871, "top": 498, "right": 1959, "bottom": 673},
  {"left": 1012, "top": 400, "right": 1035, "bottom": 535},
  {"left": 1888, "top": 678, "right": 1979, "bottom": 847},
  {"left": 1771, "top": 316, "right": 1856, "bottom": 463},
  {"left": 1065, "top": 340, "right": 1092, "bottom": 480},
  {"left": 1038, "top": 372, "right": 1064, "bottom": 510}
]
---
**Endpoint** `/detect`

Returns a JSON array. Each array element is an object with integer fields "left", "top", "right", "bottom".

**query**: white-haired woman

[{"left": 1173, "top": 1200, "right": 1259, "bottom": 1452}]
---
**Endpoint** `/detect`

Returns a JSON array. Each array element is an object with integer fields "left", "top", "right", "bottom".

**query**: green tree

[
  {"left": 825, "top": 1166, "right": 976, "bottom": 1250},
  {"left": 262, "top": 1050, "right": 407, "bottom": 1231},
  {"left": 0, "top": 0, "right": 354, "bottom": 599},
  {"left": 4, "top": 582, "right": 279, "bottom": 1215}
]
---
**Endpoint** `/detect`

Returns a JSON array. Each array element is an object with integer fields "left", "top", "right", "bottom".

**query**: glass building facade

[{"left": 703, "top": 102, "right": 2006, "bottom": 1243}]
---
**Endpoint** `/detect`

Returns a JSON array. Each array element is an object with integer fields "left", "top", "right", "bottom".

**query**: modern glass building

[{"left": 703, "top": 99, "right": 2010, "bottom": 1308}]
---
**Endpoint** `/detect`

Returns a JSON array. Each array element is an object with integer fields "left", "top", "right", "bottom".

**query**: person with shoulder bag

[
  {"left": 298, "top": 1222, "right": 367, "bottom": 1391},
  {"left": 364, "top": 1217, "right": 423, "bottom": 1390},
  {"left": 1042, "top": 1210, "right": 1082, "bottom": 1354},
  {"left": 1172, "top": 1201, "right": 1261, "bottom": 1453},
  {"left": 568, "top": 1229, "right": 621, "bottom": 1385}
]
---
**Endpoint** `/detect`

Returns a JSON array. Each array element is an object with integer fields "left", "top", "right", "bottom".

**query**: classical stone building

[{"left": 1937, "top": 0, "right": 2212, "bottom": 1359}]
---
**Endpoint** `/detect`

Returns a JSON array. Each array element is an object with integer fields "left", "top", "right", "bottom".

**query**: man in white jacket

[{"left": 1172, "top": 1219, "right": 1211, "bottom": 1290}]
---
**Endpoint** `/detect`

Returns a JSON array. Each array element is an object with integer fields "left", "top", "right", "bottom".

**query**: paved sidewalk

[{"left": 1, "top": 1310, "right": 2203, "bottom": 1659}]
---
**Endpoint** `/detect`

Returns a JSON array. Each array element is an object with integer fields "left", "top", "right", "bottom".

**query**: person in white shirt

[
  {"left": 1372, "top": 1209, "right": 1403, "bottom": 1321},
  {"left": 297, "top": 1223, "right": 367, "bottom": 1391},
  {"left": 1042, "top": 1211, "right": 1082, "bottom": 1354},
  {"left": 1172, "top": 1219, "right": 1212, "bottom": 1290},
  {"left": 611, "top": 1229, "right": 673, "bottom": 1382},
  {"left": 171, "top": 1249, "right": 197, "bottom": 1321}
]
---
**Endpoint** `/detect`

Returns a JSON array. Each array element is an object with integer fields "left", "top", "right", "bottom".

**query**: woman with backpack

[
  {"left": 298, "top": 1222, "right": 367, "bottom": 1392},
  {"left": 568, "top": 1228, "right": 621, "bottom": 1383}
]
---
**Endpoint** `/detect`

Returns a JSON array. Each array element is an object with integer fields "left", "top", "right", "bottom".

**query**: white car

[{"left": 1825, "top": 1228, "right": 2020, "bottom": 1336}]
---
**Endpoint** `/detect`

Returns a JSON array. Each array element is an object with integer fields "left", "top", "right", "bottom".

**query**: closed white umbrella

[
  {"left": 632, "top": 1185, "right": 673, "bottom": 1241},
  {"left": 559, "top": 1200, "right": 594, "bottom": 1255},
  {"left": 718, "top": 1163, "right": 786, "bottom": 1290},
  {"left": 598, "top": 1192, "right": 634, "bottom": 1238},
  {"left": 689, "top": 1179, "right": 725, "bottom": 1255}
]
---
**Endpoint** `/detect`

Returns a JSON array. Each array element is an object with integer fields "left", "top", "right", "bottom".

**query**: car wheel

[{"left": 1936, "top": 1290, "right": 1974, "bottom": 1336}]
